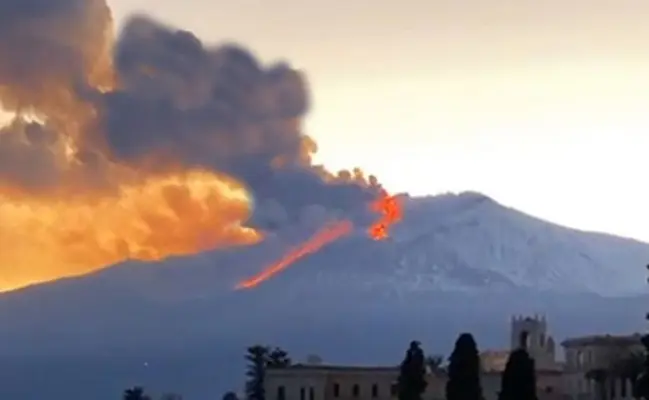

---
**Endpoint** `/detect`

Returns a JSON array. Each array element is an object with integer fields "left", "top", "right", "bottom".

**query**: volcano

[{"left": 0, "top": 192, "right": 647, "bottom": 400}]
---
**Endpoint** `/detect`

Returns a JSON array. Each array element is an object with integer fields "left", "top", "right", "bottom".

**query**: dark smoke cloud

[
  {"left": 0, "top": 1, "right": 380, "bottom": 230},
  {"left": 105, "top": 16, "right": 380, "bottom": 228}
]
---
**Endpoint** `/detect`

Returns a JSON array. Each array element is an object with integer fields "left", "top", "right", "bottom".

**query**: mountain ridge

[
  {"left": 0, "top": 191, "right": 648, "bottom": 399},
  {"left": 3, "top": 191, "right": 647, "bottom": 298}
]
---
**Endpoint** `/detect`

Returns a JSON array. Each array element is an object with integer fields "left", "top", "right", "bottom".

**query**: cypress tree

[
  {"left": 446, "top": 332, "right": 483, "bottom": 400},
  {"left": 498, "top": 335, "right": 537, "bottom": 400},
  {"left": 397, "top": 341, "right": 427, "bottom": 400}
]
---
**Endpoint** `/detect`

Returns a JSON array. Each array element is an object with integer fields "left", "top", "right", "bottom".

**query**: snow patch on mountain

[
  {"left": 384, "top": 192, "right": 648, "bottom": 295},
  {"left": 5, "top": 191, "right": 647, "bottom": 301}
]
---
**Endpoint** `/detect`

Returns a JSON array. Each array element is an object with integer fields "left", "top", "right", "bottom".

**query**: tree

[
  {"left": 245, "top": 345, "right": 291, "bottom": 400},
  {"left": 268, "top": 347, "right": 291, "bottom": 367},
  {"left": 634, "top": 334, "right": 649, "bottom": 399},
  {"left": 499, "top": 349, "right": 536, "bottom": 400},
  {"left": 610, "top": 351, "right": 644, "bottom": 398},
  {"left": 446, "top": 333, "right": 483, "bottom": 400},
  {"left": 397, "top": 340, "right": 427, "bottom": 400},
  {"left": 123, "top": 387, "right": 151, "bottom": 400},
  {"left": 246, "top": 345, "right": 269, "bottom": 400},
  {"left": 222, "top": 392, "right": 239, "bottom": 400}
]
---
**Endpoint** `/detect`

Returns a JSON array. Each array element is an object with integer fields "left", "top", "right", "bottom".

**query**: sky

[{"left": 107, "top": 0, "right": 649, "bottom": 242}]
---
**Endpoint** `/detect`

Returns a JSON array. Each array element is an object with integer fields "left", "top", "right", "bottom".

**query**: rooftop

[
  {"left": 561, "top": 333, "right": 643, "bottom": 348},
  {"left": 267, "top": 364, "right": 398, "bottom": 373}
]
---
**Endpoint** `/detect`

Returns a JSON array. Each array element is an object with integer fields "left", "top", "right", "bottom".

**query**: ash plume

[
  {"left": 106, "top": 16, "right": 380, "bottom": 228},
  {"left": 0, "top": 0, "right": 381, "bottom": 289}
]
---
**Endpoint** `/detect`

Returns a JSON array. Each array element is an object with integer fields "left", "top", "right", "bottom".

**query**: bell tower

[{"left": 510, "top": 314, "right": 556, "bottom": 369}]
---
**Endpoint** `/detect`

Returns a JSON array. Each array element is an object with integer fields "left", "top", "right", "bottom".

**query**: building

[
  {"left": 265, "top": 315, "right": 564, "bottom": 400},
  {"left": 264, "top": 314, "right": 648, "bottom": 400},
  {"left": 510, "top": 315, "right": 558, "bottom": 371},
  {"left": 561, "top": 334, "right": 643, "bottom": 400},
  {"left": 264, "top": 359, "right": 562, "bottom": 400},
  {"left": 483, "top": 314, "right": 563, "bottom": 397}
]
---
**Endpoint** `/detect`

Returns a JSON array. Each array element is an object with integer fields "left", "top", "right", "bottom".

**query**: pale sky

[{"left": 107, "top": 0, "right": 649, "bottom": 241}]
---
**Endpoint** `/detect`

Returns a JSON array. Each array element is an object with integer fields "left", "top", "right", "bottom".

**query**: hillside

[{"left": 0, "top": 192, "right": 647, "bottom": 399}]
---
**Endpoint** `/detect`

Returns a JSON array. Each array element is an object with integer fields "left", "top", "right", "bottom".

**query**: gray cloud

[
  {"left": 0, "top": 2, "right": 380, "bottom": 230},
  {"left": 103, "top": 16, "right": 380, "bottom": 228}
]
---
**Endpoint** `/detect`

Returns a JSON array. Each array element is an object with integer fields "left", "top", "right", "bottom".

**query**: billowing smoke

[
  {"left": 0, "top": 0, "right": 380, "bottom": 290},
  {"left": 106, "top": 16, "right": 380, "bottom": 227}
]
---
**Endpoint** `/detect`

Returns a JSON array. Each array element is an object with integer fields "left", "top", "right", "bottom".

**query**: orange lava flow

[
  {"left": 368, "top": 189, "right": 402, "bottom": 240},
  {"left": 235, "top": 220, "right": 353, "bottom": 290},
  {"left": 235, "top": 189, "right": 403, "bottom": 290}
]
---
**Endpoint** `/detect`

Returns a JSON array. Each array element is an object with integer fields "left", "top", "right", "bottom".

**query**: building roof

[
  {"left": 561, "top": 333, "right": 642, "bottom": 348},
  {"left": 267, "top": 364, "right": 398, "bottom": 373}
]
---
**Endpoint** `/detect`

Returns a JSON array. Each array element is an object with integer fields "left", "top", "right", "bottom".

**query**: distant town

[{"left": 123, "top": 313, "right": 649, "bottom": 400}]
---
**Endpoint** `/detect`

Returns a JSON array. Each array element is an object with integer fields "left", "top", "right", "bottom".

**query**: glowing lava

[
  {"left": 235, "top": 220, "right": 353, "bottom": 290},
  {"left": 368, "top": 189, "right": 402, "bottom": 240},
  {"left": 235, "top": 189, "right": 403, "bottom": 290}
]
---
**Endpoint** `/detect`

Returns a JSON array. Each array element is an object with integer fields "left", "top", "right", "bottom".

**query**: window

[
  {"left": 333, "top": 383, "right": 340, "bottom": 398},
  {"left": 390, "top": 383, "right": 398, "bottom": 397},
  {"left": 352, "top": 384, "right": 360, "bottom": 397},
  {"left": 300, "top": 388, "right": 305, "bottom": 400},
  {"left": 309, "top": 387, "right": 315, "bottom": 400},
  {"left": 519, "top": 330, "right": 530, "bottom": 348},
  {"left": 576, "top": 351, "right": 584, "bottom": 368},
  {"left": 277, "top": 386, "right": 285, "bottom": 400},
  {"left": 371, "top": 384, "right": 378, "bottom": 398}
]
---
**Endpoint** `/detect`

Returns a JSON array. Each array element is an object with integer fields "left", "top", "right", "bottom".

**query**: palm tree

[{"left": 586, "top": 368, "right": 609, "bottom": 400}]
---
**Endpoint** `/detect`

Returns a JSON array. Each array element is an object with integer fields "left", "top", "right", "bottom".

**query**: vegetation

[
  {"left": 445, "top": 333, "right": 483, "bottom": 400},
  {"left": 585, "top": 368, "right": 607, "bottom": 400},
  {"left": 499, "top": 348, "right": 536, "bottom": 400},
  {"left": 397, "top": 340, "right": 427, "bottom": 400},
  {"left": 222, "top": 391, "right": 239, "bottom": 400},
  {"left": 635, "top": 334, "right": 649, "bottom": 399},
  {"left": 123, "top": 387, "right": 151, "bottom": 400},
  {"left": 245, "top": 345, "right": 292, "bottom": 400}
]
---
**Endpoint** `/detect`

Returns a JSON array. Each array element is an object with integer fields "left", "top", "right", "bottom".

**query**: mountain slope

[
  {"left": 0, "top": 192, "right": 648, "bottom": 399},
  {"left": 385, "top": 192, "right": 649, "bottom": 294}
]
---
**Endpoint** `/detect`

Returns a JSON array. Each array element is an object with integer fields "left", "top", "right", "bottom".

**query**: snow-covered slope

[
  {"left": 14, "top": 191, "right": 647, "bottom": 299},
  {"left": 229, "top": 191, "right": 648, "bottom": 297},
  {"left": 387, "top": 192, "right": 648, "bottom": 294},
  {"left": 0, "top": 191, "right": 648, "bottom": 400}
]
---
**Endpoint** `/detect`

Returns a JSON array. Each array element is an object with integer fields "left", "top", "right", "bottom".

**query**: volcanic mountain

[{"left": 0, "top": 192, "right": 647, "bottom": 400}]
